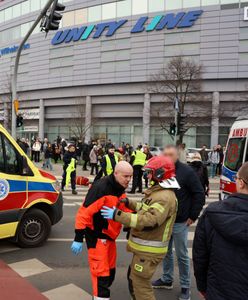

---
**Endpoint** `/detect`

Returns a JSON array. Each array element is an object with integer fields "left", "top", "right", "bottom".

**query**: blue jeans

[
  {"left": 162, "top": 222, "right": 190, "bottom": 288},
  {"left": 43, "top": 158, "right": 53, "bottom": 171},
  {"left": 210, "top": 163, "right": 218, "bottom": 178}
]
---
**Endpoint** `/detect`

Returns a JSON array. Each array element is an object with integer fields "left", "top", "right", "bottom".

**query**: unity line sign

[{"left": 51, "top": 10, "right": 203, "bottom": 45}]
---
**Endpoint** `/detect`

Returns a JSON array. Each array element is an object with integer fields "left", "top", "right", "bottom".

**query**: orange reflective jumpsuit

[{"left": 74, "top": 174, "right": 132, "bottom": 299}]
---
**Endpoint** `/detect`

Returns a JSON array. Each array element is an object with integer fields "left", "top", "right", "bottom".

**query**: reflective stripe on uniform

[
  {"left": 162, "top": 199, "right": 178, "bottom": 242},
  {"left": 135, "top": 202, "right": 143, "bottom": 211},
  {"left": 150, "top": 203, "right": 165, "bottom": 214},
  {"left": 130, "top": 214, "right": 138, "bottom": 228},
  {"left": 128, "top": 239, "right": 168, "bottom": 254},
  {"left": 142, "top": 203, "right": 149, "bottom": 211},
  {"left": 131, "top": 236, "right": 169, "bottom": 248}
]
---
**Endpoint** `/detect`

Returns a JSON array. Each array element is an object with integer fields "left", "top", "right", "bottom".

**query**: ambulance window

[
  {"left": 0, "top": 134, "right": 4, "bottom": 172},
  {"left": 224, "top": 138, "right": 246, "bottom": 171},
  {"left": 3, "top": 136, "right": 20, "bottom": 175}
]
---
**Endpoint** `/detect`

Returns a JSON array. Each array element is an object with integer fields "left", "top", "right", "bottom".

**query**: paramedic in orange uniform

[{"left": 71, "top": 161, "right": 133, "bottom": 300}]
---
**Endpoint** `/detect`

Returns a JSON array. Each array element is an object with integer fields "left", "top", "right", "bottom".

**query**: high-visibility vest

[
  {"left": 132, "top": 150, "right": 146, "bottom": 167},
  {"left": 66, "top": 158, "right": 76, "bottom": 187},
  {"left": 105, "top": 154, "right": 118, "bottom": 175}
]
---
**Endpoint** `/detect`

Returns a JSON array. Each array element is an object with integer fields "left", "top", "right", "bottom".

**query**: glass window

[
  {"left": 13, "top": 4, "right": 21, "bottom": 18},
  {"left": 63, "top": 11, "right": 75, "bottom": 27},
  {"left": 21, "top": 1, "right": 30, "bottom": 15},
  {"left": 88, "top": 5, "right": 102, "bottom": 22},
  {"left": 0, "top": 10, "right": 4, "bottom": 23},
  {"left": 3, "top": 135, "right": 21, "bottom": 175},
  {"left": 220, "top": 0, "right": 238, "bottom": 3},
  {"left": 117, "top": 0, "right": 131, "bottom": 18},
  {"left": 21, "top": 23, "right": 30, "bottom": 37},
  {"left": 0, "top": 134, "right": 4, "bottom": 172},
  {"left": 4, "top": 7, "right": 12, "bottom": 21},
  {"left": 201, "top": 0, "right": 220, "bottom": 5},
  {"left": 224, "top": 138, "right": 246, "bottom": 172},
  {"left": 30, "top": 0, "right": 41, "bottom": 12},
  {"left": 102, "top": 2, "right": 116, "bottom": 20},
  {"left": 183, "top": 0, "right": 201, "bottom": 8},
  {"left": 148, "top": 0, "right": 165, "bottom": 13},
  {"left": 12, "top": 26, "right": 21, "bottom": 40},
  {"left": 75, "top": 8, "right": 88, "bottom": 25},
  {"left": 165, "top": 0, "right": 183, "bottom": 10},
  {"left": 40, "top": 0, "right": 47, "bottom": 7},
  {"left": 132, "top": 0, "right": 148, "bottom": 15}
]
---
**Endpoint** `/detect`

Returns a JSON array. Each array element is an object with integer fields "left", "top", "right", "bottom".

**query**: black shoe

[
  {"left": 152, "top": 279, "right": 173, "bottom": 290},
  {"left": 138, "top": 190, "right": 142, "bottom": 193},
  {"left": 72, "top": 190, "right": 78, "bottom": 195},
  {"left": 128, "top": 191, "right": 135, "bottom": 194}
]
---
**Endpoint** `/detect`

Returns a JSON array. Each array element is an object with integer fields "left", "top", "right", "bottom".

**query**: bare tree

[
  {"left": 68, "top": 99, "right": 95, "bottom": 141},
  {"left": 148, "top": 56, "right": 210, "bottom": 143},
  {"left": 0, "top": 74, "right": 14, "bottom": 132}
]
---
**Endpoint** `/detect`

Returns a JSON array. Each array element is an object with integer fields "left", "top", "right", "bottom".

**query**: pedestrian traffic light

[
  {"left": 178, "top": 113, "right": 187, "bottom": 134},
  {"left": 41, "top": 0, "right": 65, "bottom": 33},
  {"left": 169, "top": 123, "right": 177, "bottom": 136},
  {"left": 16, "top": 115, "right": 23, "bottom": 128}
]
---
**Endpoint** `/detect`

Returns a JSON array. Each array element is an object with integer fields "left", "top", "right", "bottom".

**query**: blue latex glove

[
  {"left": 101, "top": 206, "right": 116, "bottom": 220},
  {"left": 71, "top": 241, "right": 83, "bottom": 255}
]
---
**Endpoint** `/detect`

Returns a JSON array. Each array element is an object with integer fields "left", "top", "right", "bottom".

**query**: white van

[{"left": 220, "top": 117, "right": 248, "bottom": 197}]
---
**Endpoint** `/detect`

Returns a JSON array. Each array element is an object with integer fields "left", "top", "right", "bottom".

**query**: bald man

[{"left": 71, "top": 161, "right": 133, "bottom": 300}]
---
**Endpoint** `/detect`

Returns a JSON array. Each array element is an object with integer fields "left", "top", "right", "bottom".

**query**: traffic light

[
  {"left": 16, "top": 115, "right": 23, "bottom": 128},
  {"left": 177, "top": 113, "right": 187, "bottom": 134},
  {"left": 41, "top": 0, "right": 65, "bottom": 33},
  {"left": 169, "top": 123, "right": 177, "bottom": 136}
]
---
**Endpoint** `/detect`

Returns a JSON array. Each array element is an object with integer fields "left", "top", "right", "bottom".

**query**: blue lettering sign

[
  {"left": 51, "top": 10, "right": 203, "bottom": 46},
  {"left": 0, "top": 43, "right": 30, "bottom": 57}
]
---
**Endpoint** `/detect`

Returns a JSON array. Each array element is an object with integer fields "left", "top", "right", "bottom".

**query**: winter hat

[{"left": 191, "top": 152, "right": 202, "bottom": 162}]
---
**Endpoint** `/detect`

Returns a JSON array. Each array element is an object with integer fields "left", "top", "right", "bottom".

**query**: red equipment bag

[{"left": 76, "top": 176, "right": 90, "bottom": 186}]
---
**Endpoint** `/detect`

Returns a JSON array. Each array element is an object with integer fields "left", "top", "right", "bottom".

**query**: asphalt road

[{"left": 0, "top": 180, "right": 220, "bottom": 300}]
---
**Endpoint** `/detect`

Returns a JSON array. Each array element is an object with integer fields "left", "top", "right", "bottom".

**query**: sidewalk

[{"left": 0, "top": 260, "right": 47, "bottom": 300}]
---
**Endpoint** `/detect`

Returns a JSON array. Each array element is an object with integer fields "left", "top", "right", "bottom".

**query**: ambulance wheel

[{"left": 17, "top": 208, "right": 51, "bottom": 248}]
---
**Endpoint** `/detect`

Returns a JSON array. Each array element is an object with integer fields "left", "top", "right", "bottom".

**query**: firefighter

[
  {"left": 101, "top": 156, "right": 179, "bottom": 300},
  {"left": 129, "top": 145, "right": 147, "bottom": 194},
  {"left": 71, "top": 161, "right": 133, "bottom": 300},
  {"left": 61, "top": 144, "right": 78, "bottom": 194}
]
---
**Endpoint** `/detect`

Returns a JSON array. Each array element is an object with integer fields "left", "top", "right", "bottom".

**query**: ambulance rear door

[{"left": 0, "top": 132, "right": 28, "bottom": 239}]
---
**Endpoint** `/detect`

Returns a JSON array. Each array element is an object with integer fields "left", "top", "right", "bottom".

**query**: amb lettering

[
  {"left": 232, "top": 128, "right": 248, "bottom": 138},
  {"left": 51, "top": 10, "right": 203, "bottom": 45}
]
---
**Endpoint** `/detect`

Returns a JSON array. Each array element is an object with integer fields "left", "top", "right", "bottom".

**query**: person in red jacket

[{"left": 71, "top": 161, "right": 133, "bottom": 300}]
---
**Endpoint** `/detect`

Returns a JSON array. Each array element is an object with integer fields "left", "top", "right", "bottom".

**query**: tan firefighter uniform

[{"left": 114, "top": 184, "right": 177, "bottom": 300}]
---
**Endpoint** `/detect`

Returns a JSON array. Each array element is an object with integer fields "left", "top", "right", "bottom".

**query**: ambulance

[
  {"left": 0, "top": 124, "right": 63, "bottom": 247},
  {"left": 220, "top": 117, "right": 248, "bottom": 198}
]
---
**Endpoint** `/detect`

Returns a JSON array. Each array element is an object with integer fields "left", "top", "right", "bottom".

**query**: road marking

[
  {"left": 48, "top": 238, "right": 128, "bottom": 242},
  {"left": 43, "top": 283, "right": 91, "bottom": 300},
  {"left": 9, "top": 259, "right": 52, "bottom": 278},
  {"left": 0, "top": 245, "right": 20, "bottom": 254}
]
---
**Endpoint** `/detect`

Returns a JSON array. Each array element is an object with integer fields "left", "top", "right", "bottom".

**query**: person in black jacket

[
  {"left": 193, "top": 162, "right": 248, "bottom": 300},
  {"left": 61, "top": 144, "right": 78, "bottom": 194},
  {"left": 152, "top": 145, "right": 205, "bottom": 300},
  {"left": 190, "top": 152, "right": 209, "bottom": 196}
]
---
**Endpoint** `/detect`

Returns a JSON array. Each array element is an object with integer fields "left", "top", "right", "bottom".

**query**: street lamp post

[{"left": 11, "top": 0, "right": 55, "bottom": 139}]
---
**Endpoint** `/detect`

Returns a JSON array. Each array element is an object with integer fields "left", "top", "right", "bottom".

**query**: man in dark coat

[
  {"left": 153, "top": 145, "right": 205, "bottom": 300},
  {"left": 193, "top": 162, "right": 248, "bottom": 300}
]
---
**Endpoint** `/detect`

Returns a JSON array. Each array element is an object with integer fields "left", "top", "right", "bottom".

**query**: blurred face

[
  {"left": 69, "top": 146, "right": 75, "bottom": 152},
  {"left": 213, "top": 146, "right": 217, "bottom": 151},
  {"left": 235, "top": 172, "right": 248, "bottom": 194},
  {"left": 114, "top": 169, "right": 133, "bottom": 188},
  {"left": 163, "top": 147, "right": 179, "bottom": 163},
  {"left": 109, "top": 148, "right": 115, "bottom": 155}
]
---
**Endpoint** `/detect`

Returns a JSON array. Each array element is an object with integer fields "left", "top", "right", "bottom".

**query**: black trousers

[
  {"left": 83, "top": 159, "right": 89, "bottom": 170},
  {"left": 90, "top": 163, "right": 99, "bottom": 175},
  {"left": 34, "top": 151, "right": 40, "bottom": 162},
  {"left": 61, "top": 170, "right": 76, "bottom": 190},
  {"left": 131, "top": 165, "right": 143, "bottom": 193}
]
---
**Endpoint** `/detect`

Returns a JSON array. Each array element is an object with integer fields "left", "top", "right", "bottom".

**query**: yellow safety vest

[
  {"left": 65, "top": 158, "right": 76, "bottom": 187},
  {"left": 132, "top": 150, "right": 146, "bottom": 167},
  {"left": 105, "top": 154, "right": 118, "bottom": 175}
]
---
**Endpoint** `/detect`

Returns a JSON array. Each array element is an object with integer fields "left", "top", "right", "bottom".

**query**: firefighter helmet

[{"left": 144, "top": 156, "right": 175, "bottom": 182}]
